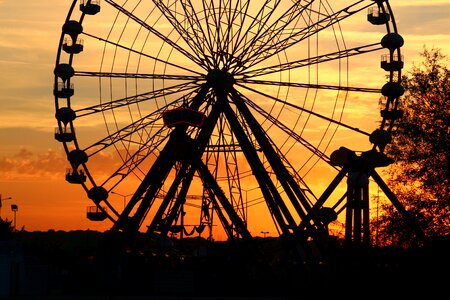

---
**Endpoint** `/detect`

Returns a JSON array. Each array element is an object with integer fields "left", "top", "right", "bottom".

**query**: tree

[
  {"left": 374, "top": 47, "right": 450, "bottom": 247},
  {"left": 0, "top": 218, "right": 15, "bottom": 240}
]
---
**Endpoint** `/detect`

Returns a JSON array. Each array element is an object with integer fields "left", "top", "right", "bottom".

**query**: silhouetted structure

[{"left": 51, "top": 1, "right": 428, "bottom": 283}]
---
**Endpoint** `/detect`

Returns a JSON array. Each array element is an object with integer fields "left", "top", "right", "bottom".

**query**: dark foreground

[{"left": 1, "top": 230, "right": 449, "bottom": 298}]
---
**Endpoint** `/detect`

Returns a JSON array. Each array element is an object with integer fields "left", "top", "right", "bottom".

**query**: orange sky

[{"left": 1, "top": 0, "right": 450, "bottom": 240}]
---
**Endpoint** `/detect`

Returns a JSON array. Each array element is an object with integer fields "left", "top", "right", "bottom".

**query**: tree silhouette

[
  {"left": 374, "top": 47, "right": 450, "bottom": 247},
  {"left": 0, "top": 217, "right": 15, "bottom": 240}
]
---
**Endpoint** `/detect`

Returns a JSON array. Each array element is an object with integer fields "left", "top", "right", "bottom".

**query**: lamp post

[
  {"left": 111, "top": 192, "right": 133, "bottom": 209},
  {"left": 0, "top": 194, "right": 12, "bottom": 218},
  {"left": 11, "top": 204, "right": 18, "bottom": 231}
]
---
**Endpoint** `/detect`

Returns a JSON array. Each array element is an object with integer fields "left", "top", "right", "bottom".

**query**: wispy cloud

[
  {"left": 0, "top": 148, "right": 66, "bottom": 180},
  {"left": 395, "top": 1, "right": 450, "bottom": 6},
  {"left": 396, "top": 4, "right": 450, "bottom": 35}
]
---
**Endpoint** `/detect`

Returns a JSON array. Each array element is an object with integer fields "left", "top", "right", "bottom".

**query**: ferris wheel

[{"left": 53, "top": 0, "right": 407, "bottom": 250}]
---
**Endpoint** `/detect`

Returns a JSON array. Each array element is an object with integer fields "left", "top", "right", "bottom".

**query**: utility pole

[{"left": 11, "top": 204, "right": 18, "bottom": 231}]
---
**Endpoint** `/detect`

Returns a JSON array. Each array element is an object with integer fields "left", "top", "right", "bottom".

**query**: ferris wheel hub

[{"left": 206, "top": 69, "right": 235, "bottom": 93}]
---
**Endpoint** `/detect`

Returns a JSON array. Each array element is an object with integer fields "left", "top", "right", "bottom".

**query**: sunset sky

[{"left": 1, "top": 0, "right": 449, "bottom": 238}]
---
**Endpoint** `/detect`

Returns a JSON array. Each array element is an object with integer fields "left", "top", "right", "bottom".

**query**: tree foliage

[
  {"left": 0, "top": 217, "right": 15, "bottom": 240},
  {"left": 374, "top": 47, "right": 450, "bottom": 247}
]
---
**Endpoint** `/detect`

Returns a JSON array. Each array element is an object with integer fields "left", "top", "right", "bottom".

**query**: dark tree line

[
  {"left": 373, "top": 47, "right": 450, "bottom": 247},
  {"left": 0, "top": 218, "right": 15, "bottom": 240}
]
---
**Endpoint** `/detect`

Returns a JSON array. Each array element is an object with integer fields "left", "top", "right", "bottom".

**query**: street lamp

[
  {"left": 0, "top": 194, "right": 12, "bottom": 218},
  {"left": 11, "top": 204, "right": 18, "bottom": 231},
  {"left": 111, "top": 191, "right": 133, "bottom": 209}
]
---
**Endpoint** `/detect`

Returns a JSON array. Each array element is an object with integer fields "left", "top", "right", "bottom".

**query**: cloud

[
  {"left": 0, "top": 148, "right": 66, "bottom": 180},
  {"left": 395, "top": 4, "right": 450, "bottom": 35},
  {"left": 0, "top": 1, "right": 68, "bottom": 138},
  {"left": 0, "top": 145, "right": 127, "bottom": 182},
  {"left": 395, "top": 0, "right": 450, "bottom": 6}
]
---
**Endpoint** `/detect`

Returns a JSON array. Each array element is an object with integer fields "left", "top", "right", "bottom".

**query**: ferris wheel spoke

[
  {"left": 75, "top": 101, "right": 171, "bottom": 168},
  {"left": 82, "top": 111, "right": 168, "bottom": 155},
  {"left": 74, "top": 82, "right": 200, "bottom": 118},
  {"left": 245, "top": 1, "right": 372, "bottom": 67},
  {"left": 196, "top": 1, "right": 222, "bottom": 58},
  {"left": 236, "top": 82, "right": 372, "bottom": 137},
  {"left": 99, "top": 134, "right": 167, "bottom": 189},
  {"left": 82, "top": 131, "right": 169, "bottom": 193},
  {"left": 104, "top": 0, "right": 205, "bottom": 67},
  {"left": 152, "top": 1, "right": 214, "bottom": 67},
  {"left": 225, "top": 0, "right": 277, "bottom": 63},
  {"left": 240, "top": 43, "right": 383, "bottom": 79},
  {"left": 237, "top": 0, "right": 314, "bottom": 67},
  {"left": 75, "top": 70, "right": 203, "bottom": 81},
  {"left": 239, "top": 78, "right": 380, "bottom": 94},
  {"left": 81, "top": 32, "right": 205, "bottom": 76},
  {"left": 205, "top": 1, "right": 244, "bottom": 67}
]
